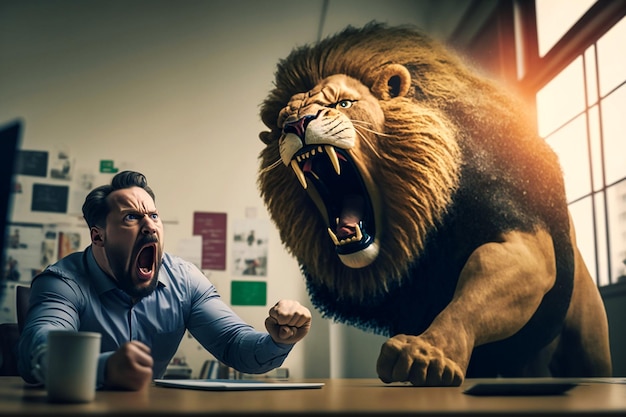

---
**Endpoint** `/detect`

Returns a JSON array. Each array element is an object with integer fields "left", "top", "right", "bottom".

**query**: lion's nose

[{"left": 283, "top": 115, "right": 316, "bottom": 141}]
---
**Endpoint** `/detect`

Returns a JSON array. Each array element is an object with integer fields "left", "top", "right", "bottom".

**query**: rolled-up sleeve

[{"left": 183, "top": 267, "right": 293, "bottom": 374}]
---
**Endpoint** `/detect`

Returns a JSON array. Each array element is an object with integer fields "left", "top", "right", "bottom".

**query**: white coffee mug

[{"left": 44, "top": 330, "right": 101, "bottom": 403}]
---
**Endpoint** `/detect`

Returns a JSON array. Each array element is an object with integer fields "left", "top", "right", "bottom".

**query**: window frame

[{"left": 449, "top": 0, "right": 626, "bottom": 287}]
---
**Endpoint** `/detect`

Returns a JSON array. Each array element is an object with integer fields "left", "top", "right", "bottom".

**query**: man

[{"left": 18, "top": 171, "right": 311, "bottom": 390}]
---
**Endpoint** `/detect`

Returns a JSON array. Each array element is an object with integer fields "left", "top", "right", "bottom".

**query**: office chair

[
  {"left": 16, "top": 285, "right": 30, "bottom": 334},
  {"left": 0, "top": 322, "right": 19, "bottom": 375},
  {"left": 0, "top": 285, "right": 31, "bottom": 376}
]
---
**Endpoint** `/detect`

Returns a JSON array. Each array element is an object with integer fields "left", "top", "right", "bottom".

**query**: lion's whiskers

[
  {"left": 354, "top": 127, "right": 383, "bottom": 160},
  {"left": 260, "top": 159, "right": 283, "bottom": 174},
  {"left": 351, "top": 119, "right": 394, "bottom": 138},
  {"left": 352, "top": 119, "right": 398, "bottom": 160}
]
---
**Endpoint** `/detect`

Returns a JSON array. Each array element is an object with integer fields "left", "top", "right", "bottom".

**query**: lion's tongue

[{"left": 336, "top": 195, "right": 364, "bottom": 239}]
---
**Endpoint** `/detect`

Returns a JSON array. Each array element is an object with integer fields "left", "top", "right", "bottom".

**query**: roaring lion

[{"left": 257, "top": 22, "right": 612, "bottom": 386}]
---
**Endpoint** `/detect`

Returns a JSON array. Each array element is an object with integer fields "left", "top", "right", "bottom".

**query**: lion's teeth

[
  {"left": 291, "top": 160, "right": 307, "bottom": 189},
  {"left": 355, "top": 223, "right": 363, "bottom": 240},
  {"left": 327, "top": 223, "right": 364, "bottom": 246},
  {"left": 292, "top": 146, "right": 338, "bottom": 190},
  {"left": 327, "top": 228, "right": 339, "bottom": 245},
  {"left": 324, "top": 145, "right": 340, "bottom": 175}
]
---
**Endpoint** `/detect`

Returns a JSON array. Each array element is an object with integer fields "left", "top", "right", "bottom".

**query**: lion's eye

[{"left": 334, "top": 99, "right": 355, "bottom": 109}]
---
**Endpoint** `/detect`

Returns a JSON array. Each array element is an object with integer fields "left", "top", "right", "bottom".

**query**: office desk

[{"left": 2, "top": 376, "right": 626, "bottom": 415}]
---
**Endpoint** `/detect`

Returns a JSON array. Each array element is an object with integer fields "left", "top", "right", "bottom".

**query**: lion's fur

[
  {"left": 258, "top": 23, "right": 563, "bottom": 304},
  {"left": 256, "top": 23, "right": 611, "bottom": 379}
]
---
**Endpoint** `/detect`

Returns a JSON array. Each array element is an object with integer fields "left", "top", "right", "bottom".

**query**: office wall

[{"left": 0, "top": 0, "right": 465, "bottom": 379}]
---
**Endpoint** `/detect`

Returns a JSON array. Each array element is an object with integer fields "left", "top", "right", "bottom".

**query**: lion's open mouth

[{"left": 290, "top": 145, "right": 377, "bottom": 265}]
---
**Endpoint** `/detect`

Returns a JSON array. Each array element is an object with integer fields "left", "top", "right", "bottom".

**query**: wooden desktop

[{"left": 2, "top": 376, "right": 626, "bottom": 415}]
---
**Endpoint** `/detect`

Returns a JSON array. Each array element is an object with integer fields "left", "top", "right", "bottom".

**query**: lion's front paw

[{"left": 376, "top": 334, "right": 464, "bottom": 386}]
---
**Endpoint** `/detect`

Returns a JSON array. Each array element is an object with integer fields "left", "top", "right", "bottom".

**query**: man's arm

[
  {"left": 17, "top": 273, "right": 84, "bottom": 384},
  {"left": 184, "top": 268, "right": 307, "bottom": 373}
]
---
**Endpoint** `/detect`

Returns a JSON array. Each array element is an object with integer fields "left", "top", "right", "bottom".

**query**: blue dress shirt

[{"left": 17, "top": 246, "right": 292, "bottom": 387}]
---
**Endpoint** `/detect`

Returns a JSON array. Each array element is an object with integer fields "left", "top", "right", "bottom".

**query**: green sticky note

[
  {"left": 231, "top": 281, "right": 267, "bottom": 306},
  {"left": 100, "top": 160, "right": 119, "bottom": 173}
]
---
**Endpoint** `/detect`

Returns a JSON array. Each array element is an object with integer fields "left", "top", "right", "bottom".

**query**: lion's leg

[
  {"left": 376, "top": 228, "right": 558, "bottom": 386},
  {"left": 549, "top": 243, "right": 612, "bottom": 377}
]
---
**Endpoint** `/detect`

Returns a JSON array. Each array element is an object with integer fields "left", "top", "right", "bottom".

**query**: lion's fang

[
  {"left": 292, "top": 145, "right": 340, "bottom": 189},
  {"left": 291, "top": 160, "right": 307, "bottom": 189},
  {"left": 324, "top": 145, "right": 340, "bottom": 175}
]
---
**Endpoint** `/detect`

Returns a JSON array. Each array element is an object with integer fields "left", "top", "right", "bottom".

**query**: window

[
  {"left": 449, "top": 0, "right": 625, "bottom": 286},
  {"left": 528, "top": 1, "right": 626, "bottom": 285},
  {"left": 535, "top": 0, "right": 596, "bottom": 57}
]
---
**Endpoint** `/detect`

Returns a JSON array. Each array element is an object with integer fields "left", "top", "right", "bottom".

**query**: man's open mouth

[{"left": 136, "top": 243, "right": 156, "bottom": 281}]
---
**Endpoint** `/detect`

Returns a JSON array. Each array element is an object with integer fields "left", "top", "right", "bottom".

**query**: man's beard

[
  {"left": 106, "top": 239, "right": 161, "bottom": 300},
  {"left": 117, "top": 263, "right": 161, "bottom": 299}
]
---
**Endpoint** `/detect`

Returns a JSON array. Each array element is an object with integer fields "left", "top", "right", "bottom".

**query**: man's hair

[{"left": 82, "top": 170, "right": 155, "bottom": 229}]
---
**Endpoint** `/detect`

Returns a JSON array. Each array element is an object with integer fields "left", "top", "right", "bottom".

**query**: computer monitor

[{"left": 0, "top": 119, "right": 23, "bottom": 277}]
